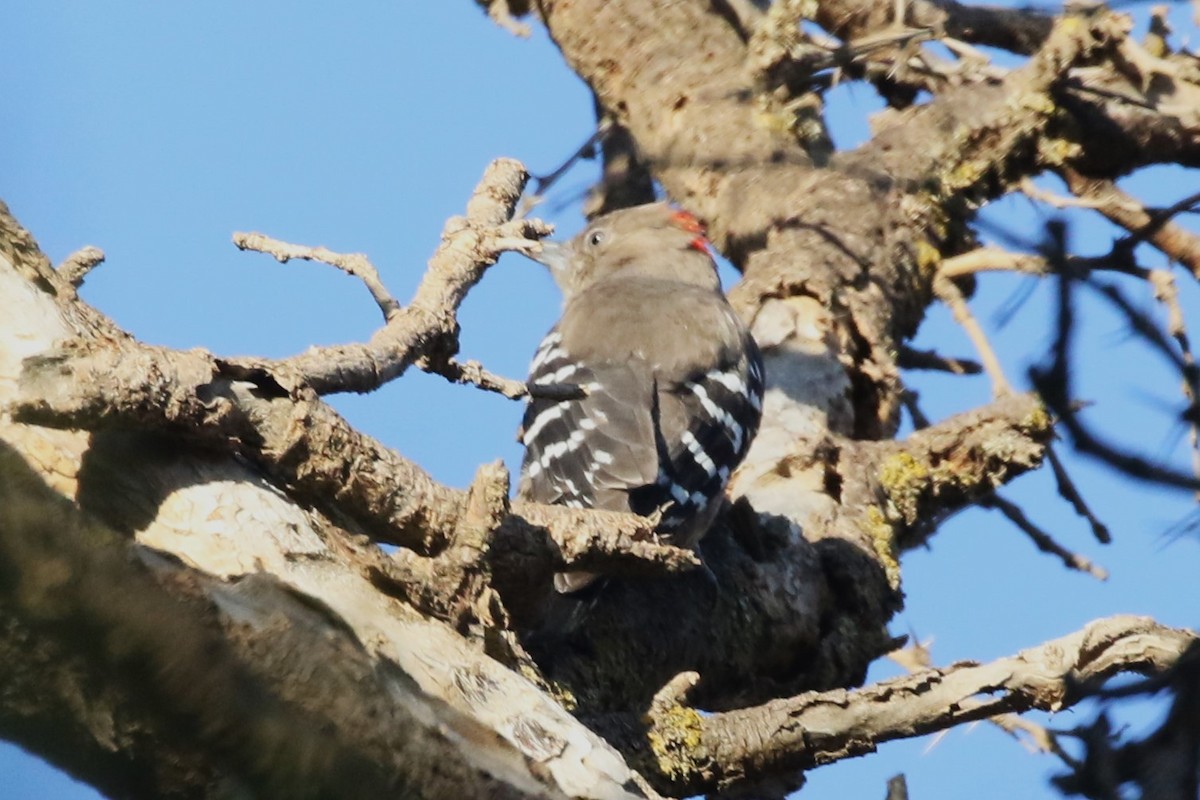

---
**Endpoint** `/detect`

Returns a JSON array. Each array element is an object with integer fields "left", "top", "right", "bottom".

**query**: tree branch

[
  {"left": 0, "top": 443, "right": 577, "bottom": 800},
  {"left": 813, "top": 0, "right": 1055, "bottom": 56},
  {"left": 227, "top": 158, "right": 550, "bottom": 397},
  {"left": 645, "top": 615, "right": 1196, "bottom": 797},
  {"left": 0, "top": 197, "right": 657, "bottom": 798}
]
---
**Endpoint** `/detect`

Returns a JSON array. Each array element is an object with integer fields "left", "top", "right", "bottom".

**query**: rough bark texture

[{"left": 3, "top": 1, "right": 1200, "bottom": 798}]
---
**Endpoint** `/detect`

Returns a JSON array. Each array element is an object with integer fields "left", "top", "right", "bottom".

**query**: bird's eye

[{"left": 587, "top": 230, "right": 607, "bottom": 247}]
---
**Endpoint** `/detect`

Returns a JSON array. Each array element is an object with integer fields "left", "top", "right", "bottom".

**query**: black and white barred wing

[
  {"left": 652, "top": 343, "right": 765, "bottom": 539},
  {"left": 517, "top": 328, "right": 660, "bottom": 512}
]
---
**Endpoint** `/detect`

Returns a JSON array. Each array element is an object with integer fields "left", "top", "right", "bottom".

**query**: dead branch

[
  {"left": 0, "top": 199, "right": 654, "bottom": 799},
  {"left": 9, "top": 335, "right": 694, "bottom": 595},
  {"left": 980, "top": 493, "right": 1109, "bottom": 580},
  {"left": 1031, "top": 251, "right": 1200, "bottom": 492},
  {"left": 1061, "top": 168, "right": 1200, "bottom": 280},
  {"left": 1051, "top": 639, "right": 1200, "bottom": 800},
  {"left": 233, "top": 233, "right": 401, "bottom": 321},
  {"left": 1046, "top": 445, "right": 1112, "bottom": 544},
  {"left": 813, "top": 0, "right": 1054, "bottom": 56},
  {"left": 856, "top": 392, "right": 1053, "bottom": 551},
  {"left": 933, "top": 273, "right": 1013, "bottom": 396},
  {"left": 897, "top": 344, "right": 982, "bottom": 375},
  {"left": 0, "top": 443, "right": 579, "bottom": 800},
  {"left": 55, "top": 245, "right": 105, "bottom": 288},
  {"left": 644, "top": 615, "right": 1196, "bottom": 798},
  {"left": 226, "top": 159, "right": 550, "bottom": 397}
]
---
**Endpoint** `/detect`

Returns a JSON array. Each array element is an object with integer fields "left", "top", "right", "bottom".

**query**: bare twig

[
  {"left": 222, "top": 160, "right": 551, "bottom": 397},
  {"left": 933, "top": 273, "right": 1012, "bottom": 396},
  {"left": 989, "top": 713, "right": 1079, "bottom": 763},
  {"left": 900, "top": 388, "right": 933, "bottom": 430},
  {"left": 888, "top": 634, "right": 1081, "bottom": 765},
  {"left": 418, "top": 357, "right": 530, "bottom": 399},
  {"left": 980, "top": 493, "right": 1109, "bottom": 580},
  {"left": 233, "top": 233, "right": 401, "bottom": 321},
  {"left": 56, "top": 246, "right": 105, "bottom": 288},
  {"left": 940, "top": 231, "right": 1199, "bottom": 497},
  {"left": 939, "top": 247, "right": 1049, "bottom": 279},
  {"left": 897, "top": 344, "right": 982, "bottom": 375},
  {"left": 1020, "top": 177, "right": 1109, "bottom": 210},
  {"left": 1061, "top": 169, "right": 1200, "bottom": 280},
  {"left": 520, "top": 120, "right": 612, "bottom": 219},
  {"left": 1150, "top": 268, "right": 1200, "bottom": 493},
  {"left": 415, "top": 358, "right": 588, "bottom": 401},
  {"left": 1031, "top": 252, "right": 1200, "bottom": 493},
  {"left": 1045, "top": 446, "right": 1113, "bottom": 544}
]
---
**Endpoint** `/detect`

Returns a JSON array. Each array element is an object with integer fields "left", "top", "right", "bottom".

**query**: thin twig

[
  {"left": 1045, "top": 446, "right": 1112, "bottom": 544},
  {"left": 900, "top": 388, "right": 933, "bottom": 430},
  {"left": 898, "top": 345, "right": 983, "bottom": 375},
  {"left": 56, "top": 246, "right": 106, "bottom": 288},
  {"left": 1020, "top": 177, "right": 1110, "bottom": 210},
  {"left": 933, "top": 273, "right": 1013, "bottom": 396},
  {"left": 233, "top": 233, "right": 401, "bottom": 322},
  {"left": 981, "top": 494, "right": 1109, "bottom": 580},
  {"left": 887, "top": 633, "right": 1082, "bottom": 765},
  {"left": 1150, "top": 269, "right": 1200, "bottom": 495},
  {"left": 418, "top": 357, "right": 529, "bottom": 399},
  {"left": 1061, "top": 168, "right": 1200, "bottom": 280},
  {"left": 416, "top": 357, "right": 587, "bottom": 402},
  {"left": 518, "top": 121, "right": 612, "bottom": 219},
  {"left": 939, "top": 247, "right": 1050, "bottom": 278},
  {"left": 988, "top": 712, "right": 1081, "bottom": 765},
  {"left": 222, "top": 161, "right": 552, "bottom": 398}
]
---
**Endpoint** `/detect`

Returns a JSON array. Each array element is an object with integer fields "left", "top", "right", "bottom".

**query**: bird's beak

[{"left": 529, "top": 240, "right": 571, "bottom": 277}]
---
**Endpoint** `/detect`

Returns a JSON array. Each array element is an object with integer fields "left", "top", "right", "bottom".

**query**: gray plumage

[{"left": 518, "top": 203, "right": 764, "bottom": 593}]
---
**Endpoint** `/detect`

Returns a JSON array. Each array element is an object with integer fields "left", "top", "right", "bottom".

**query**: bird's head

[{"left": 530, "top": 202, "right": 719, "bottom": 298}]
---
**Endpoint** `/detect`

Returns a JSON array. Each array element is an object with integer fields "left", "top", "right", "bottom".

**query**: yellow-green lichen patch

[
  {"left": 914, "top": 237, "right": 942, "bottom": 280},
  {"left": 943, "top": 157, "right": 991, "bottom": 193},
  {"left": 863, "top": 505, "right": 902, "bottom": 591},
  {"left": 1021, "top": 402, "right": 1053, "bottom": 437},
  {"left": 879, "top": 451, "right": 929, "bottom": 525},
  {"left": 1015, "top": 89, "right": 1057, "bottom": 116},
  {"left": 546, "top": 680, "right": 578, "bottom": 712},
  {"left": 1036, "top": 135, "right": 1082, "bottom": 168},
  {"left": 647, "top": 704, "right": 705, "bottom": 781}
]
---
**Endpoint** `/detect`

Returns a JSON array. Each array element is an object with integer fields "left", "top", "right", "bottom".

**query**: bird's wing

[
  {"left": 518, "top": 328, "right": 660, "bottom": 511},
  {"left": 653, "top": 339, "right": 765, "bottom": 535}
]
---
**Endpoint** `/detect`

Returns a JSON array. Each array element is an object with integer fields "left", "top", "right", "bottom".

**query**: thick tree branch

[
  {"left": 0, "top": 194, "right": 660, "bottom": 798},
  {"left": 644, "top": 616, "right": 1196, "bottom": 797},
  {"left": 0, "top": 443, "right": 576, "bottom": 800},
  {"left": 10, "top": 336, "right": 695, "bottom": 601},
  {"left": 849, "top": 392, "right": 1053, "bottom": 553}
]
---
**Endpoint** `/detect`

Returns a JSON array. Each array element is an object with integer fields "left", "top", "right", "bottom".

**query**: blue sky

[{"left": 2, "top": 4, "right": 1198, "bottom": 799}]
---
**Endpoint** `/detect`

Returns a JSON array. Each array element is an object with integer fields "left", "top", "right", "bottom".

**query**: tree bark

[{"left": 3, "top": 1, "right": 1200, "bottom": 797}]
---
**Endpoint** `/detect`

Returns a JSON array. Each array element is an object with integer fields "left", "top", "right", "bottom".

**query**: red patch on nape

[
  {"left": 670, "top": 209, "right": 706, "bottom": 234},
  {"left": 670, "top": 209, "right": 711, "bottom": 253}
]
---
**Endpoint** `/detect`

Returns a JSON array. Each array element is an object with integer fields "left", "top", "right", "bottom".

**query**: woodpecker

[{"left": 518, "top": 203, "right": 765, "bottom": 593}]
